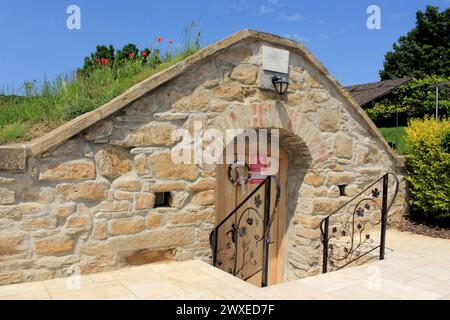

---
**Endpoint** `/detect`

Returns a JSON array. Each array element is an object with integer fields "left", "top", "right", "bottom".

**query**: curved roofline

[{"left": 0, "top": 29, "right": 401, "bottom": 171}]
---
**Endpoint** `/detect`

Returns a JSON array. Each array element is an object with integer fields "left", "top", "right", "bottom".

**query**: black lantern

[{"left": 272, "top": 76, "right": 289, "bottom": 95}]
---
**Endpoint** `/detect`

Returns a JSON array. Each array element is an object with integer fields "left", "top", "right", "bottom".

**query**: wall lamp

[{"left": 272, "top": 76, "right": 289, "bottom": 95}]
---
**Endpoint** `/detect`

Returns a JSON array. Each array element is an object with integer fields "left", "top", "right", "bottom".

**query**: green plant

[
  {"left": 406, "top": 117, "right": 450, "bottom": 224},
  {"left": 380, "top": 6, "right": 450, "bottom": 80},
  {"left": 378, "top": 127, "right": 409, "bottom": 154},
  {"left": 367, "top": 75, "right": 450, "bottom": 124}
]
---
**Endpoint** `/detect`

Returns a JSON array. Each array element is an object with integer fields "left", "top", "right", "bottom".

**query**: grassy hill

[{"left": 0, "top": 48, "right": 197, "bottom": 145}]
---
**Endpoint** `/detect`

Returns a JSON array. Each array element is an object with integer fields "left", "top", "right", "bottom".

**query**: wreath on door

[{"left": 228, "top": 161, "right": 252, "bottom": 188}]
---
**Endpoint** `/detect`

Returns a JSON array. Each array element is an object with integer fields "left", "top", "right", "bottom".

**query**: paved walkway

[{"left": 0, "top": 230, "right": 449, "bottom": 300}]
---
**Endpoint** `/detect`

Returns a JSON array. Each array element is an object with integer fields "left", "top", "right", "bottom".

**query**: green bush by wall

[{"left": 406, "top": 117, "right": 450, "bottom": 224}]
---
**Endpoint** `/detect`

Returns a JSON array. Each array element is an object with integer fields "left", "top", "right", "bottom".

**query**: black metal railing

[
  {"left": 320, "top": 173, "right": 399, "bottom": 273},
  {"left": 210, "top": 176, "right": 280, "bottom": 288}
]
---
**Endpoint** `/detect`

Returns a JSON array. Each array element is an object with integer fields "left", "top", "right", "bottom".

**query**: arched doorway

[{"left": 213, "top": 129, "right": 287, "bottom": 286}]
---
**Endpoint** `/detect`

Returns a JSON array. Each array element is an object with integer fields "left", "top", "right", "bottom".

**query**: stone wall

[{"left": 0, "top": 37, "right": 407, "bottom": 286}]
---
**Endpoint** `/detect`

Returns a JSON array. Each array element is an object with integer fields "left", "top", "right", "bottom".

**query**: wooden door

[{"left": 215, "top": 141, "right": 287, "bottom": 287}]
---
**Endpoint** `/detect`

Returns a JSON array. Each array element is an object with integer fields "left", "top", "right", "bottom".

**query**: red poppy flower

[
  {"left": 129, "top": 52, "right": 135, "bottom": 59},
  {"left": 157, "top": 37, "right": 162, "bottom": 43},
  {"left": 141, "top": 51, "right": 148, "bottom": 57},
  {"left": 169, "top": 39, "right": 173, "bottom": 44},
  {"left": 96, "top": 58, "right": 100, "bottom": 63},
  {"left": 101, "top": 58, "right": 108, "bottom": 65}
]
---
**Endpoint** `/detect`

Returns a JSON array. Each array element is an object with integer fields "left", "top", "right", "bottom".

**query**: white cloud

[
  {"left": 259, "top": 4, "right": 274, "bottom": 14},
  {"left": 319, "top": 33, "right": 330, "bottom": 40},
  {"left": 280, "top": 13, "right": 303, "bottom": 22}
]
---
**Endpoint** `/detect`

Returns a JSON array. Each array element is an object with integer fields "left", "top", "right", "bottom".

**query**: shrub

[{"left": 406, "top": 117, "right": 450, "bottom": 224}]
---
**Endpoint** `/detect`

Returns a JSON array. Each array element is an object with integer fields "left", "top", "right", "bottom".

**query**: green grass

[
  {"left": 379, "top": 127, "right": 410, "bottom": 154},
  {"left": 0, "top": 49, "right": 198, "bottom": 145}
]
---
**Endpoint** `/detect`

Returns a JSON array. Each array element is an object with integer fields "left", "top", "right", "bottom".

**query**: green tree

[{"left": 380, "top": 6, "right": 450, "bottom": 80}]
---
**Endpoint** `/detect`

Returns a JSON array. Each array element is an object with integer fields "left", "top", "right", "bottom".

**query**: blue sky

[{"left": 0, "top": 0, "right": 448, "bottom": 93}]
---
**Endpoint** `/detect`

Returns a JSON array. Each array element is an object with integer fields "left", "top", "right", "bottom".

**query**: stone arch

[
  {"left": 210, "top": 101, "right": 329, "bottom": 169},
  {"left": 209, "top": 101, "right": 324, "bottom": 282}
]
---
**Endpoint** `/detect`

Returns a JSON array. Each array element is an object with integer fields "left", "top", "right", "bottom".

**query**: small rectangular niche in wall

[{"left": 155, "top": 192, "right": 172, "bottom": 208}]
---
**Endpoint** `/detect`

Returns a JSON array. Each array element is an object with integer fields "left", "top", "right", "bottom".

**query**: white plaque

[{"left": 262, "top": 46, "right": 290, "bottom": 74}]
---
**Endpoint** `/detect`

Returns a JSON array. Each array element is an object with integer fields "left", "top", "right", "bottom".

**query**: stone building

[{"left": 0, "top": 30, "right": 406, "bottom": 287}]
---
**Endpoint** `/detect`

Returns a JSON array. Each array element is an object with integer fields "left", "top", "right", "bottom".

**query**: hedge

[{"left": 406, "top": 117, "right": 450, "bottom": 224}]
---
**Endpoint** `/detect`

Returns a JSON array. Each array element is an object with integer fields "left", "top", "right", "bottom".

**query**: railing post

[
  {"left": 261, "top": 177, "right": 272, "bottom": 288},
  {"left": 322, "top": 218, "right": 329, "bottom": 274},
  {"left": 380, "top": 174, "right": 389, "bottom": 260},
  {"left": 212, "top": 229, "right": 218, "bottom": 266}
]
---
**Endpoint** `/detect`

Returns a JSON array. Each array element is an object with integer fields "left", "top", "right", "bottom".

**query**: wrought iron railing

[
  {"left": 210, "top": 176, "right": 280, "bottom": 288},
  {"left": 320, "top": 173, "right": 399, "bottom": 273}
]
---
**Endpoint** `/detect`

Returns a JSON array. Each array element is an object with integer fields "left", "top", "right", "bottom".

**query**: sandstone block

[
  {"left": 152, "top": 181, "right": 186, "bottom": 192},
  {"left": 108, "top": 217, "right": 144, "bottom": 236},
  {"left": 55, "top": 203, "right": 77, "bottom": 218},
  {"left": 125, "top": 249, "right": 174, "bottom": 266},
  {"left": 79, "top": 255, "right": 117, "bottom": 274},
  {"left": 38, "top": 160, "right": 95, "bottom": 181},
  {"left": 35, "top": 255, "right": 79, "bottom": 269},
  {"left": 230, "top": 64, "right": 258, "bottom": 85},
  {"left": 192, "top": 190, "right": 215, "bottom": 206},
  {"left": 22, "top": 215, "right": 57, "bottom": 231},
  {"left": 56, "top": 181, "right": 109, "bottom": 201},
  {"left": 35, "top": 236, "right": 74, "bottom": 256},
  {"left": 112, "top": 173, "right": 141, "bottom": 192},
  {"left": 288, "top": 66, "right": 305, "bottom": 91},
  {"left": 312, "top": 198, "right": 348, "bottom": 214},
  {"left": 318, "top": 110, "right": 340, "bottom": 132},
  {"left": 145, "top": 214, "right": 162, "bottom": 229},
  {"left": 95, "top": 148, "right": 131, "bottom": 178},
  {"left": 314, "top": 91, "right": 330, "bottom": 103},
  {"left": 92, "top": 200, "right": 131, "bottom": 213},
  {"left": 0, "top": 271, "right": 22, "bottom": 286},
  {"left": 304, "top": 173, "right": 325, "bottom": 187},
  {"left": 82, "top": 228, "right": 194, "bottom": 255},
  {"left": 66, "top": 214, "right": 90, "bottom": 229},
  {"left": 295, "top": 225, "right": 321, "bottom": 239},
  {"left": 327, "top": 172, "right": 355, "bottom": 186},
  {"left": 0, "top": 203, "right": 44, "bottom": 219},
  {"left": 150, "top": 152, "right": 198, "bottom": 180},
  {"left": 213, "top": 83, "right": 242, "bottom": 101},
  {"left": 0, "top": 232, "right": 26, "bottom": 255},
  {"left": 187, "top": 178, "right": 216, "bottom": 192},
  {"left": 114, "top": 191, "right": 133, "bottom": 201},
  {"left": 135, "top": 193, "right": 155, "bottom": 210},
  {"left": 170, "top": 191, "right": 190, "bottom": 209},
  {"left": 93, "top": 219, "right": 107, "bottom": 240},
  {"left": 169, "top": 210, "right": 214, "bottom": 226},
  {"left": 134, "top": 154, "right": 148, "bottom": 175},
  {"left": 123, "top": 122, "right": 177, "bottom": 147},
  {"left": 174, "top": 88, "right": 210, "bottom": 111},
  {"left": 335, "top": 134, "right": 354, "bottom": 159}
]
